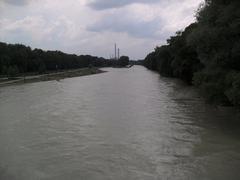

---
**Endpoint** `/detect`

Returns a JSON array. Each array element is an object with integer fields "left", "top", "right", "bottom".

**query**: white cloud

[
  {"left": 1, "top": 0, "right": 31, "bottom": 6},
  {"left": 0, "top": 0, "right": 203, "bottom": 59},
  {"left": 87, "top": 0, "right": 160, "bottom": 10},
  {"left": 87, "top": 13, "right": 165, "bottom": 39}
]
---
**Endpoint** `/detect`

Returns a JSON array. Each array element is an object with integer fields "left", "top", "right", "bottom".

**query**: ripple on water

[{"left": 1, "top": 66, "right": 240, "bottom": 180}]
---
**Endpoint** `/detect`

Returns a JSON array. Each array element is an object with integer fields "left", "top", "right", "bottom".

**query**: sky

[{"left": 0, "top": 0, "right": 203, "bottom": 59}]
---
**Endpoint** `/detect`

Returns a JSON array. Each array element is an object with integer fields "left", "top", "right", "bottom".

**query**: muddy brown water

[{"left": 0, "top": 66, "right": 240, "bottom": 180}]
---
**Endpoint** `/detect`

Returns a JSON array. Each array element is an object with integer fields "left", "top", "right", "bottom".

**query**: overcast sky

[{"left": 0, "top": 0, "right": 203, "bottom": 59}]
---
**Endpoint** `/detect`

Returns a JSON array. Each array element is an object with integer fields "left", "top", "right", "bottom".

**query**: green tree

[
  {"left": 144, "top": 0, "right": 240, "bottom": 105},
  {"left": 7, "top": 66, "right": 19, "bottom": 77},
  {"left": 119, "top": 56, "right": 129, "bottom": 67}
]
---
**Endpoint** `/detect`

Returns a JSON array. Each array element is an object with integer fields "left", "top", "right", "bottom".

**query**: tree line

[
  {"left": 144, "top": 0, "right": 240, "bottom": 106},
  {"left": 0, "top": 42, "right": 129, "bottom": 77}
]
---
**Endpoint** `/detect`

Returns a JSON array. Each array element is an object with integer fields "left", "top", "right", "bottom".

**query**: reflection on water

[{"left": 0, "top": 66, "right": 240, "bottom": 180}]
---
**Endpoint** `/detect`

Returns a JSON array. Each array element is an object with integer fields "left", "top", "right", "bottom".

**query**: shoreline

[{"left": 0, "top": 67, "right": 106, "bottom": 87}]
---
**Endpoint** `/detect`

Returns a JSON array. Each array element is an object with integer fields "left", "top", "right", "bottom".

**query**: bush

[
  {"left": 119, "top": 56, "right": 129, "bottom": 66},
  {"left": 225, "top": 72, "right": 240, "bottom": 106},
  {"left": 7, "top": 66, "right": 19, "bottom": 77},
  {"left": 38, "top": 62, "right": 46, "bottom": 74}
]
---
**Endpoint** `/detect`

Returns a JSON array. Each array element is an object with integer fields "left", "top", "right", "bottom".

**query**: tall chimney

[
  {"left": 114, "top": 43, "right": 117, "bottom": 60},
  {"left": 118, "top": 48, "right": 120, "bottom": 60}
]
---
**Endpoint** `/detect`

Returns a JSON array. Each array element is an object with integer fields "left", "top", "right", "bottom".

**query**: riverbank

[
  {"left": 0, "top": 67, "right": 106, "bottom": 87},
  {"left": 143, "top": 1, "right": 240, "bottom": 107}
]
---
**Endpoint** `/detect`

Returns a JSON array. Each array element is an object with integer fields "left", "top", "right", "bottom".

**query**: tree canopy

[
  {"left": 144, "top": 0, "right": 240, "bottom": 106},
  {"left": 119, "top": 56, "right": 130, "bottom": 67},
  {"left": 0, "top": 42, "right": 119, "bottom": 77}
]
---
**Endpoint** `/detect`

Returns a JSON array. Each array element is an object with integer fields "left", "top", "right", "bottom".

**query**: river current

[{"left": 0, "top": 66, "right": 240, "bottom": 180}]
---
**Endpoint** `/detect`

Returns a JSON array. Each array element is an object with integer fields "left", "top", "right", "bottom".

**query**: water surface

[{"left": 0, "top": 66, "right": 240, "bottom": 180}]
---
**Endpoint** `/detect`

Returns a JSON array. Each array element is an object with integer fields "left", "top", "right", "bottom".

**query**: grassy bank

[{"left": 0, "top": 67, "right": 105, "bottom": 87}]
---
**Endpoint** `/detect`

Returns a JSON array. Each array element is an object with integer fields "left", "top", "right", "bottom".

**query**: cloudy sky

[{"left": 0, "top": 0, "right": 203, "bottom": 59}]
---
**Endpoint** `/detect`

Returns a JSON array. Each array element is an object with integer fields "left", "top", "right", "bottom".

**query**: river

[{"left": 0, "top": 66, "right": 240, "bottom": 180}]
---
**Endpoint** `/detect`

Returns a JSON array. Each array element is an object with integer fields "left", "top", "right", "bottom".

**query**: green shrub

[
  {"left": 225, "top": 72, "right": 240, "bottom": 106},
  {"left": 7, "top": 66, "right": 19, "bottom": 77}
]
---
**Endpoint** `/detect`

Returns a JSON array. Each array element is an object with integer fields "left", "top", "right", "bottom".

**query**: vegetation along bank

[{"left": 144, "top": 0, "right": 240, "bottom": 106}]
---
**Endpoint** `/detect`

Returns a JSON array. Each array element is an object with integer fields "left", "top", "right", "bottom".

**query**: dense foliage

[
  {"left": 118, "top": 56, "right": 130, "bottom": 67},
  {"left": 144, "top": 0, "right": 240, "bottom": 106},
  {"left": 0, "top": 42, "right": 125, "bottom": 77}
]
